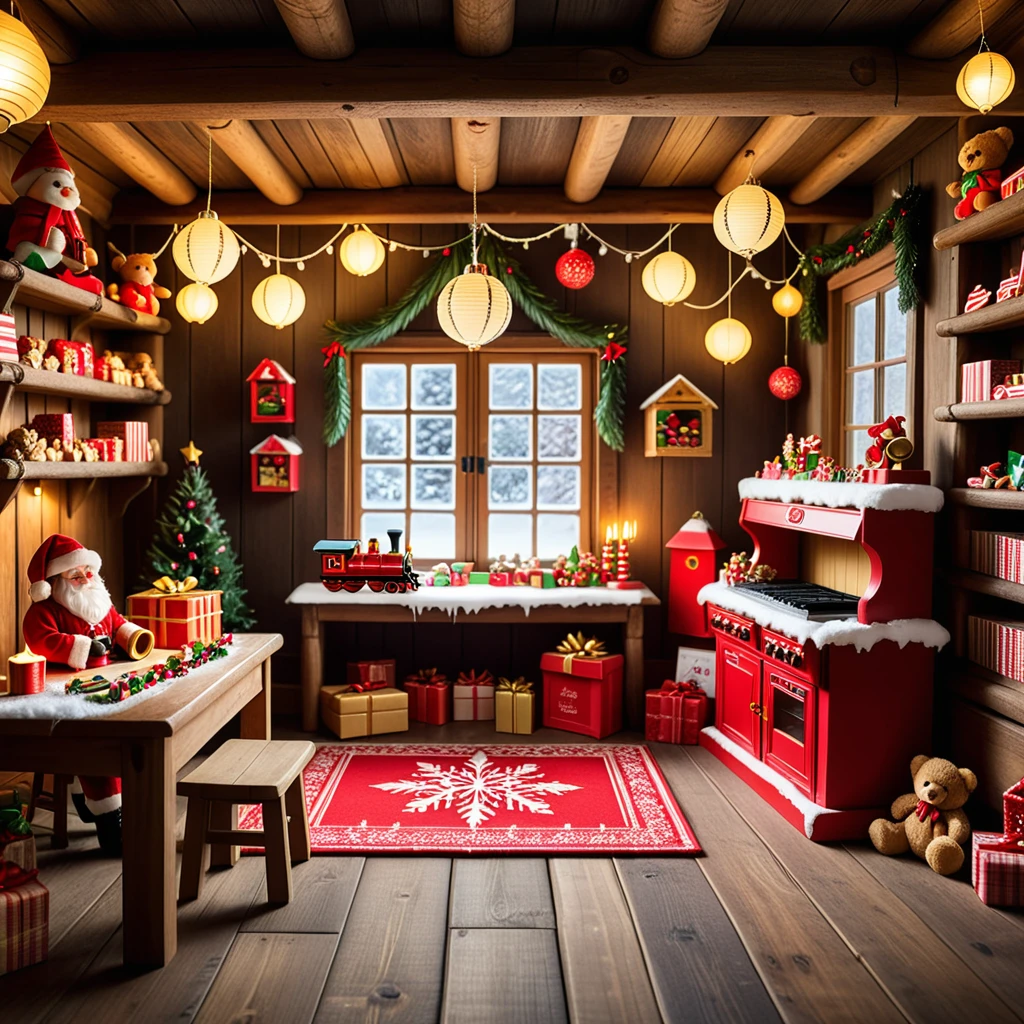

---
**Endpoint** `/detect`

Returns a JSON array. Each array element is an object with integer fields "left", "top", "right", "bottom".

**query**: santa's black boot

[
  {"left": 71, "top": 790, "right": 95, "bottom": 824},
  {"left": 94, "top": 809, "right": 122, "bottom": 856}
]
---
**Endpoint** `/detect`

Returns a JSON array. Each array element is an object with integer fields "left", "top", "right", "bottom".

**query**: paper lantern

[
  {"left": 705, "top": 317, "right": 752, "bottom": 365},
  {"left": 340, "top": 228, "right": 386, "bottom": 277},
  {"left": 173, "top": 211, "right": 240, "bottom": 285},
  {"left": 957, "top": 50, "right": 1015, "bottom": 114},
  {"left": 175, "top": 282, "right": 219, "bottom": 324},
  {"left": 768, "top": 365, "right": 802, "bottom": 400},
  {"left": 436, "top": 264, "right": 512, "bottom": 350},
  {"left": 772, "top": 283, "right": 803, "bottom": 318},
  {"left": 713, "top": 183, "right": 785, "bottom": 258},
  {"left": 0, "top": 12, "right": 49, "bottom": 133},
  {"left": 642, "top": 251, "right": 696, "bottom": 306},
  {"left": 252, "top": 273, "right": 306, "bottom": 330},
  {"left": 555, "top": 248, "right": 595, "bottom": 289}
]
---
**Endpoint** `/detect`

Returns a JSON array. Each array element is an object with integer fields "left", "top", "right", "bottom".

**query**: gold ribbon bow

[
  {"left": 151, "top": 575, "right": 198, "bottom": 594},
  {"left": 555, "top": 631, "right": 607, "bottom": 673},
  {"left": 497, "top": 676, "right": 533, "bottom": 693}
]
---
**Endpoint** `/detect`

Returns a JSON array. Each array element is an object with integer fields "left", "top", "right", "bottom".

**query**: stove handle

[{"left": 724, "top": 650, "right": 740, "bottom": 668}]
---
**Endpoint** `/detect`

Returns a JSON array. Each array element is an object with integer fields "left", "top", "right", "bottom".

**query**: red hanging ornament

[
  {"left": 176, "top": 532, "right": 184, "bottom": 544},
  {"left": 186, "top": 499, "right": 196, "bottom": 509},
  {"left": 768, "top": 365, "right": 802, "bottom": 401},
  {"left": 555, "top": 248, "right": 595, "bottom": 290},
  {"left": 212, "top": 566, "right": 220, "bottom": 576},
  {"left": 846, "top": 244, "right": 856, "bottom": 254},
  {"left": 601, "top": 340, "right": 627, "bottom": 362},
  {"left": 188, "top": 551, "right": 198, "bottom": 561},
  {"left": 442, "top": 247, "right": 451, "bottom": 256}
]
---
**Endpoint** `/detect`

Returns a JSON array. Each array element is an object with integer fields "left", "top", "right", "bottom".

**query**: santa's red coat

[
  {"left": 23, "top": 598, "right": 141, "bottom": 671},
  {"left": 6, "top": 196, "right": 87, "bottom": 254}
]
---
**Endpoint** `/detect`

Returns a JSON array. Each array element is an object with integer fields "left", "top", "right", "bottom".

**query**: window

[{"left": 351, "top": 345, "right": 595, "bottom": 565}]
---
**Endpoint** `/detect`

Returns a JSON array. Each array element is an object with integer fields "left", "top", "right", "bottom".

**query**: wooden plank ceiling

[{"left": 8, "top": 0, "right": 1021, "bottom": 223}]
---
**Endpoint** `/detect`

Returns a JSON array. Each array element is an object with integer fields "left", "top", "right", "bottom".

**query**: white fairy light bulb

[{"left": 176, "top": 282, "right": 218, "bottom": 325}]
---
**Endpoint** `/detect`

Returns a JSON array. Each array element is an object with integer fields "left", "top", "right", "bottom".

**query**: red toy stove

[{"left": 699, "top": 480, "right": 946, "bottom": 841}]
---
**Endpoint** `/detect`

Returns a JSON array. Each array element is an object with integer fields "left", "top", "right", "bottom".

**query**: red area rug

[{"left": 238, "top": 743, "right": 700, "bottom": 854}]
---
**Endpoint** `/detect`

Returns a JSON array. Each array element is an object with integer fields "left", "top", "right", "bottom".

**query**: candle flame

[
  {"left": 605, "top": 524, "right": 612, "bottom": 543},
  {"left": 10, "top": 645, "right": 43, "bottom": 663},
  {"left": 619, "top": 520, "right": 636, "bottom": 542}
]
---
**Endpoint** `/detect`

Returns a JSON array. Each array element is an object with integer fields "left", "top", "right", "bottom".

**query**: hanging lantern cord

[
  {"left": 204, "top": 128, "right": 214, "bottom": 215},
  {"left": 978, "top": 0, "right": 988, "bottom": 52},
  {"left": 276, "top": 224, "right": 281, "bottom": 274},
  {"left": 727, "top": 253, "right": 732, "bottom": 319},
  {"left": 471, "top": 164, "right": 479, "bottom": 264},
  {"left": 782, "top": 247, "right": 789, "bottom": 366}
]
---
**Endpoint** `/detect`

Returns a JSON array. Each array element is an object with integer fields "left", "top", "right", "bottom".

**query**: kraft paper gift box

[
  {"left": 126, "top": 586, "right": 223, "bottom": 648},
  {"left": 541, "top": 650, "right": 624, "bottom": 739},
  {"left": 961, "top": 360, "right": 1021, "bottom": 403},
  {"left": 0, "top": 879, "right": 48, "bottom": 975},
  {"left": 644, "top": 681, "right": 708, "bottom": 745},
  {"left": 0, "top": 313, "right": 15, "bottom": 362},
  {"left": 495, "top": 678, "right": 536, "bottom": 735},
  {"left": 452, "top": 670, "right": 495, "bottom": 721},
  {"left": 347, "top": 659, "right": 396, "bottom": 688},
  {"left": 98, "top": 421, "right": 149, "bottom": 462},
  {"left": 320, "top": 684, "right": 408, "bottom": 739}
]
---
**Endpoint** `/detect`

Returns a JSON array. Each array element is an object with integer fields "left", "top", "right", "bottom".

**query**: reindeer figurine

[{"left": 106, "top": 242, "right": 171, "bottom": 316}]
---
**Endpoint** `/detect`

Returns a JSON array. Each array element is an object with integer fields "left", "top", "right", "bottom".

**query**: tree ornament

[
  {"left": 768, "top": 365, "right": 802, "bottom": 400},
  {"left": 175, "top": 282, "right": 218, "bottom": 324},
  {"left": 339, "top": 228, "right": 385, "bottom": 276},
  {"left": 189, "top": 552, "right": 197, "bottom": 561},
  {"left": 252, "top": 273, "right": 305, "bottom": 329},
  {"left": 0, "top": 11, "right": 50, "bottom": 132},
  {"left": 176, "top": 532, "right": 184, "bottom": 544},
  {"left": 555, "top": 247, "right": 595, "bottom": 289},
  {"left": 642, "top": 251, "right": 696, "bottom": 306},
  {"left": 187, "top": 500, "right": 197, "bottom": 509},
  {"left": 713, "top": 178, "right": 785, "bottom": 258}
]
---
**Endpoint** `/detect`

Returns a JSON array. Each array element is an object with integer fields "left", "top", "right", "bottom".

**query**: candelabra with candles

[{"left": 606, "top": 520, "right": 645, "bottom": 589}]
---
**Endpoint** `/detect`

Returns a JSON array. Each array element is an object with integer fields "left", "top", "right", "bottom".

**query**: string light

[{"left": 251, "top": 225, "right": 306, "bottom": 330}]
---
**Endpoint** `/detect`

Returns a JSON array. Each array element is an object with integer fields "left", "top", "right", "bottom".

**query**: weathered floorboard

[
  {"left": 242, "top": 856, "right": 364, "bottom": 933},
  {"left": 449, "top": 858, "right": 555, "bottom": 929}
]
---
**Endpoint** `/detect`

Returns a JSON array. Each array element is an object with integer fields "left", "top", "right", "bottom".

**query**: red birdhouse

[
  {"left": 247, "top": 357, "right": 295, "bottom": 423},
  {"left": 250, "top": 434, "right": 303, "bottom": 493},
  {"left": 666, "top": 511, "right": 726, "bottom": 637}
]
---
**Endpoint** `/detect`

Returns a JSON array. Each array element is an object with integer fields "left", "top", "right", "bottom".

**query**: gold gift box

[
  {"left": 495, "top": 689, "right": 535, "bottom": 735},
  {"left": 320, "top": 685, "right": 409, "bottom": 739}
]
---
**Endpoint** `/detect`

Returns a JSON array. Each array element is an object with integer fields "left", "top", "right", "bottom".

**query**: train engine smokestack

[{"left": 387, "top": 529, "right": 403, "bottom": 555}]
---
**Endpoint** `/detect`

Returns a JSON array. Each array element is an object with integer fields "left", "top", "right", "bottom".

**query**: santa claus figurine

[
  {"left": 865, "top": 415, "right": 908, "bottom": 469},
  {"left": 5, "top": 125, "right": 103, "bottom": 295}
]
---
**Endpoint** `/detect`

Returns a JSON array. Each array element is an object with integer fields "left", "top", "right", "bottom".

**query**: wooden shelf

[
  {"left": 0, "top": 459, "right": 168, "bottom": 514},
  {"left": 0, "top": 360, "right": 171, "bottom": 405},
  {"left": 3, "top": 460, "right": 168, "bottom": 482},
  {"left": 935, "top": 293, "right": 1024, "bottom": 337},
  {"left": 947, "top": 567, "right": 1024, "bottom": 603},
  {"left": 944, "top": 660, "right": 1024, "bottom": 728},
  {"left": 933, "top": 188, "right": 1024, "bottom": 251},
  {"left": 947, "top": 487, "right": 1024, "bottom": 509},
  {"left": 934, "top": 397, "right": 1024, "bottom": 422}
]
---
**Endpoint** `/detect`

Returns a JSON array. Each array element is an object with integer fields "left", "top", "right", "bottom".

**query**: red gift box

[
  {"left": 489, "top": 572, "right": 512, "bottom": 586},
  {"left": 347, "top": 659, "right": 396, "bottom": 688},
  {"left": 404, "top": 670, "right": 451, "bottom": 725},
  {"left": 81, "top": 437, "right": 122, "bottom": 462},
  {"left": 50, "top": 339, "right": 94, "bottom": 377},
  {"left": 0, "top": 313, "right": 16, "bottom": 362},
  {"left": 0, "top": 878, "right": 48, "bottom": 975},
  {"left": 541, "top": 651, "right": 624, "bottom": 739},
  {"left": 98, "top": 421, "right": 149, "bottom": 462},
  {"left": 30, "top": 413, "right": 74, "bottom": 448},
  {"left": 126, "top": 586, "right": 223, "bottom": 648},
  {"left": 93, "top": 353, "right": 111, "bottom": 382},
  {"left": 972, "top": 776, "right": 1024, "bottom": 907},
  {"left": 645, "top": 680, "right": 708, "bottom": 745}
]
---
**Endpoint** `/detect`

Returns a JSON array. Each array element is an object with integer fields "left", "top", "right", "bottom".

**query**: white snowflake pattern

[{"left": 370, "top": 749, "right": 582, "bottom": 829}]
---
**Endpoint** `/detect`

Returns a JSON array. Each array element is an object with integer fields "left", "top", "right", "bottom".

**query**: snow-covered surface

[
  {"left": 738, "top": 477, "right": 944, "bottom": 513},
  {"left": 702, "top": 726, "right": 838, "bottom": 838},
  {"left": 697, "top": 581, "right": 950, "bottom": 652},
  {"left": 0, "top": 648, "right": 233, "bottom": 720},
  {"left": 287, "top": 582, "right": 657, "bottom": 617}
]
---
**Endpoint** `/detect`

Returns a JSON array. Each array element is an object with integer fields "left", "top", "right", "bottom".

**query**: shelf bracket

[
  {"left": 109, "top": 474, "right": 153, "bottom": 517},
  {"left": 0, "top": 456, "right": 25, "bottom": 513},
  {"left": 71, "top": 294, "right": 107, "bottom": 342},
  {"left": 66, "top": 477, "right": 97, "bottom": 517}
]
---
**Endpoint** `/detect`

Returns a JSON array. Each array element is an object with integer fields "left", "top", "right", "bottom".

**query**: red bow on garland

[
  {"left": 321, "top": 341, "right": 346, "bottom": 367},
  {"left": 601, "top": 341, "right": 627, "bottom": 362},
  {"left": 659, "top": 679, "right": 704, "bottom": 697},
  {"left": 915, "top": 800, "right": 942, "bottom": 824},
  {"left": 456, "top": 669, "right": 494, "bottom": 687}
]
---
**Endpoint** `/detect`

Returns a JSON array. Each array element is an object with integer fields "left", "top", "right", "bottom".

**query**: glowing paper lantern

[
  {"left": 436, "top": 264, "right": 512, "bottom": 350},
  {"left": 642, "top": 251, "right": 697, "bottom": 306},
  {"left": 705, "top": 317, "right": 752, "bottom": 365},
  {"left": 252, "top": 273, "right": 306, "bottom": 330},
  {"left": 176, "top": 282, "right": 219, "bottom": 324},
  {"left": 0, "top": 12, "right": 50, "bottom": 133},
  {"left": 713, "top": 183, "right": 785, "bottom": 258},
  {"left": 772, "top": 282, "right": 803, "bottom": 318},
  {"left": 340, "top": 228, "right": 386, "bottom": 277},
  {"left": 957, "top": 50, "right": 1015, "bottom": 114},
  {"left": 173, "top": 211, "right": 240, "bottom": 285}
]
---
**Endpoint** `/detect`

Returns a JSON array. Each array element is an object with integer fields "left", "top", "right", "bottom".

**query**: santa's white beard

[{"left": 52, "top": 575, "right": 113, "bottom": 626}]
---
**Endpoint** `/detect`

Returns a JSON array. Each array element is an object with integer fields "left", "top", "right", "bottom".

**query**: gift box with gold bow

[
  {"left": 126, "top": 576, "right": 223, "bottom": 649},
  {"left": 495, "top": 677, "right": 535, "bottom": 734},
  {"left": 453, "top": 669, "right": 495, "bottom": 721},
  {"left": 645, "top": 680, "right": 708, "bottom": 745},
  {"left": 540, "top": 633, "right": 623, "bottom": 738},
  {"left": 403, "top": 668, "right": 451, "bottom": 725},
  {"left": 320, "top": 684, "right": 408, "bottom": 739}
]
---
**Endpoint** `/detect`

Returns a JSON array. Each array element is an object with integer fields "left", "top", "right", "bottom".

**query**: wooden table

[
  {"left": 0, "top": 632, "right": 282, "bottom": 970},
  {"left": 286, "top": 583, "right": 660, "bottom": 732}
]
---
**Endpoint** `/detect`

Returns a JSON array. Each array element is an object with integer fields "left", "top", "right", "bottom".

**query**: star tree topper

[{"left": 180, "top": 440, "right": 203, "bottom": 466}]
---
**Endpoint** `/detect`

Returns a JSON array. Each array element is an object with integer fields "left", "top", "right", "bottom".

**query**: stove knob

[
  {"left": 791, "top": 652, "right": 803, "bottom": 668},
  {"left": 764, "top": 641, "right": 775, "bottom": 656},
  {"left": 739, "top": 627, "right": 750, "bottom": 641}
]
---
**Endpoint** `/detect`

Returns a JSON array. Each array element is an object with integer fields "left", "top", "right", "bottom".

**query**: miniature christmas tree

[{"left": 141, "top": 440, "right": 255, "bottom": 631}]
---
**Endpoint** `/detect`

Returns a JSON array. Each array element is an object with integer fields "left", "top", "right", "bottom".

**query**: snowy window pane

[
  {"left": 536, "top": 514, "right": 579, "bottom": 559},
  {"left": 883, "top": 363, "right": 906, "bottom": 420},
  {"left": 847, "top": 371, "right": 873, "bottom": 426},
  {"left": 362, "top": 512, "right": 405, "bottom": 547},
  {"left": 850, "top": 298, "right": 875, "bottom": 367},
  {"left": 362, "top": 464, "right": 406, "bottom": 509},
  {"left": 488, "top": 513, "right": 533, "bottom": 560},
  {"left": 536, "top": 465, "right": 579, "bottom": 510},
  {"left": 489, "top": 415, "right": 532, "bottom": 461},
  {"left": 846, "top": 430, "right": 870, "bottom": 467},
  {"left": 362, "top": 415, "right": 406, "bottom": 459},
  {"left": 410, "top": 512, "right": 455, "bottom": 560},
  {"left": 412, "top": 465, "right": 455, "bottom": 509},
  {"left": 412, "top": 364, "right": 456, "bottom": 409},
  {"left": 538, "top": 364, "right": 581, "bottom": 410},
  {"left": 883, "top": 288, "right": 908, "bottom": 360},
  {"left": 489, "top": 364, "right": 532, "bottom": 409},
  {"left": 411, "top": 415, "right": 455, "bottom": 460},
  {"left": 489, "top": 466, "right": 532, "bottom": 510},
  {"left": 537, "top": 415, "right": 580, "bottom": 461},
  {"left": 361, "top": 364, "right": 407, "bottom": 409}
]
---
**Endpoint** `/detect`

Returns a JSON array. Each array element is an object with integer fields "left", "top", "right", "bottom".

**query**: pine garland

[{"left": 798, "top": 184, "right": 925, "bottom": 344}]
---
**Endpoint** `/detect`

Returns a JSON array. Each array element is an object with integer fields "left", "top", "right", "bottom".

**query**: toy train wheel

[
  {"left": 322, "top": 580, "right": 343, "bottom": 593},
  {"left": 384, "top": 581, "right": 400, "bottom": 594},
  {"left": 367, "top": 580, "right": 385, "bottom": 593},
  {"left": 342, "top": 580, "right": 365, "bottom": 593}
]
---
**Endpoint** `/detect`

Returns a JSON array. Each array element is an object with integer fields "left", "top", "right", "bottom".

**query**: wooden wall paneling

[
  {"left": 498, "top": 119, "right": 580, "bottom": 186},
  {"left": 950, "top": 697, "right": 1024, "bottom": 812},
  {"left": 389, "top": 118, "right": 456, "bottom": 186}
]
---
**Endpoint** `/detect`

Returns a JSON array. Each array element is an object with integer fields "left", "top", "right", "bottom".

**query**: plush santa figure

[
  {"left": 865, "top": 415, "right": 907, "bottom": 469},
  {"left": 5, "top": 125, "right": 103, "bottom": 295}
]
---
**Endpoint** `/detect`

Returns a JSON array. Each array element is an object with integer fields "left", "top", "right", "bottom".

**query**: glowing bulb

[
  {"left": 339, "top": 228, "right": 385, "bottom": 276},
  {"left": 175, "top": 282, "right": 219, "bottom": 324},
  {"left": 172, "top": 211, "right": 240, "bottom": 285},
  {"left": 436, "top": 264, "right": 512, "bottom": 350},
  {"left": 772, "top": 283, "right": 803, "bottom": 318},
  {"left": 641, "top": 251, "right": 696, "bottom": 306},
  {"left": 251, "top": 273, "right": 305, "bottom": 330},
  {"left": 705, "top": 317, "right": 752, "bottom": 364},
  {"left": 957, "top": 50, "right": 1015, "bottom": 114},
  {"left": 714, "top": 183, "right": 785, "bottom": 258}
]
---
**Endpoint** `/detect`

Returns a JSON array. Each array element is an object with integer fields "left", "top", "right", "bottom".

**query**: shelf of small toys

[
  {"left": 933, "top": 178, "right": 1024, "bottom": 251},
  {"left": 936, "top": 291, "right": 1024, "bottom": 338},
  {"left": 0, "top": 360, "right": 170, "bottom": 406}
]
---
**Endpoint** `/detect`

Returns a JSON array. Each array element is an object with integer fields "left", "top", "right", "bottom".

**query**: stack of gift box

[
  {"left": 973, "top": 777, "right": 1024, "bottom": 907},
  {"left": 968, "top": 614, "right": 1024, "bottom": 682},
  {"left": 5, "top": 413, "right": 151, "bottom": 464},
  {"left": 0, "top": 794, "right": 48, "bottom": 976},
  {"left": 961, "top": 359, "right": 1023, "bottom": 403},
  {"left": 13, "top": 335, "right": 164, "bottom": 390},
  {"left": 970, "top": 530, "right": 1024, "bottom": 584}
]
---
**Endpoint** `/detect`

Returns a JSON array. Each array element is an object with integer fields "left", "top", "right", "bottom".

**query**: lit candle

[
  {"left": 617, "top": 521, "right": 632, "bottom": 582},
  {"left": 601, "top": 525, "right": 617, "bottom": 583},
  {"left": 8, "top": 646, "right": 45, "bottom": 695}
]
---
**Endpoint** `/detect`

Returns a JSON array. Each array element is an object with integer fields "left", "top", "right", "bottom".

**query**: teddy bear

[
  {"left": 18, "top": 335, "right": 48, "bottom": 370},
  {"left": 946, "top": 127, "right": 1015, "bottom": 220},
  {"left": 106, "top": 243, "right": 171, "bottom": 316},
  {"left": 131, "top": 352, "right": 164, "bottom": 391},
  {"left": 2, "top": 426, "right": 46, "bottom": 462},
  {"left": 868, "top": 755, "right": 977, "bottom": 875}
]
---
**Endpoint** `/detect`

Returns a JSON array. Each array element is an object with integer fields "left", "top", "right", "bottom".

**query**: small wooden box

[{"left": 640, "top": 374, "right": 717, "bottom": 458}]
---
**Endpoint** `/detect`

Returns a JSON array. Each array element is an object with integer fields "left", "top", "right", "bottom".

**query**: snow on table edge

[{"left": 737, "top": 477, "right": 944, "bottom": 513}]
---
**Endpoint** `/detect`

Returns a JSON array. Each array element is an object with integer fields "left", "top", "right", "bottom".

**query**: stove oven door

[
  {"left": 717, "top": 641, "right": 762, "bottom": 759},
  {"left": 763, "top": 668, "right": 816, "bottom": 798}
]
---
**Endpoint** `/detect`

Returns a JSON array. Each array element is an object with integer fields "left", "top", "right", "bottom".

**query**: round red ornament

[
  {"left": 555, "top": 248, "right": 595, "bottom": 290},
  {"left": 768, "top": 365, "right": 802, "bottom": 400}
]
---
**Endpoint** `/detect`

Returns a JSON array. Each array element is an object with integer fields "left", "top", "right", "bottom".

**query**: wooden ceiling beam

[
  {"left": 14, "top": 0, "right": 79, "bottom": 64},
  {"left": 714, "top": 116, "right": 817, "bottom": 195},
  {"left": 272, "top": 0, "right": 354, "bottom": 60},
  {"left": 648, "top": 0, "right": 729, "bottom": 59},
  {"left": 110, "top": 185, "right": 870, "bottom": 226},
  {"left": 205, "top": 120, "right": 303, "bottom": 205},
  {"left": 454, "top": 0, "right": 514, "bottom": 57},
  {"left": 68, "top": 123, "right": 196, "bottom": 206},
  {"left": 564, "top": 115, "right": 632, "bottom": 204},
  {"left": 452, "top": 117, "right": 500, "bottom": 192},
  {"left": 790, "top": 116, "right": 917, "bottom": 205},
  {"left": 35, "top": 46, "right": 1024, "bottom": 121},
  {"left": 907, "top": 0, "right": 1017, "bottom": 60}
]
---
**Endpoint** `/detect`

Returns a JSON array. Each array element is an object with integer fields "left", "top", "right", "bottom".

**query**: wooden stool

[
  {"left": 28, "top": 773, "right": 71, "bottom": 849},
  {"left": 177, "top": 739, "right": 315, "bottom": 905}
]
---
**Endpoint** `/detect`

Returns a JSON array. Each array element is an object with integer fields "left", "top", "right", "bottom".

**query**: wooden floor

[{"left": 5, "top": 720, "right": 1024, "bottom": 1024}]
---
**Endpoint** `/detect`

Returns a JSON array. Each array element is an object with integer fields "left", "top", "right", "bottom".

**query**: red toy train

[{"left": 314, "top": 529, "right": 420, "bottom": 594}]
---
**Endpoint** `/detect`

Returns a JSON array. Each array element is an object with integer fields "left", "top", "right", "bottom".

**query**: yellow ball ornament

[
  {"left": 340, "top": 228, "right": 386, "bottom": 277},
  {"left": 772, "top": 283, "right": 803, "bottom": 318},
  {"left": 176, "top": 282, "right": 219, "bottom": 324},
  {"left": 641, "top": 251, "right": 697, "bottom": 306},
  {"left": 705, "top": 318, "right": 752, "bottom": 365},
  {"left": 252, "top": 273, "right": 306, "bottom": 330}
]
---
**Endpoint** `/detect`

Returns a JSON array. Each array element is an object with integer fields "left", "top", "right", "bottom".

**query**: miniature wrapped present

[
  {"left": 50, "top": 339, "right": 94, "bottom": 377},
  {"left": 972, "top": 777, "right": 1024, "bottom": 907},
  {"left": 126, "top": 576, "right": 223, "bottom": 648},
  {"left": 403, "top": 668, "right": 450, "bottom": 725},
  {"left": 0, "top": 873, "right": 48, "bottom": 975},
  {"left": 962, "top": 360, "right": 1021, "bottom": 404},
  {"left": 489, "top": 572, "right": 512, "bottom": 586},
  {"left": 468, "top": 572, "right": 490, "bottom": 585},
  {"left": 541, "top": 632, "right": 623, "bottom": 739},
  {"left": 529, "top": 569, "right": 556, "bottom": 588},
  {"left": 97, "top": 420, "right": 149, "bottom": 462},
  {"left": 31, "top": 413, "right": 74, "bottom": 448},
  {"left": 453, "top": 669, "right": 495, "bottom": 721},
  {"left": 644, "top": 680, "right": 708, "bottom": 745},
  {"left": 495, "top": 677, "right": 535, "bottom": 735},
  {"left": 1, "top": 805, "right": 35, "bottom": 876},
  {"left": 347, "top": 659, "right": 396, "bottom": 689},
  {"left": 81, "top": 437, "right": 123, "bottom": 462},
  {"left": 0, "top": 313, "right": 16, "bottom": 362},
  {"left": 320, "top": 684, "right": 408, "bottom": 739}
]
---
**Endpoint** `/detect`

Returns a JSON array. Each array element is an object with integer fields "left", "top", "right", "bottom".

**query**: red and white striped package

[
  {"left": 972, "top": 832, "right": 1024, "bottom": 906},
  {"left": 97, "top": 421, "right": 149, "bottom": 462},
  {"left": 81, "top": 437, "right": 123, "bottom": 462},
  {"left": 0, "top": 879, "right": 48, "bottom": 975},
  {"left": 30, "top": 413, "right": 74, "bottom": 448},
  {"left": 0, "top": 312, "right": 16, "bottom": 362},
  {"left": 1001, "top": 165, "right": 1024, "bottom": 200},
  {"left": 997, "top": 621, "right": 1024, "bottom": 682},
  {"left": 964, "top": 285, "right": 992, "bottom": 313},
  {"left": 962, "top": 360, "right": 1021, "bottom": 403},
  {"left": 992, "top": 383, "right": 1024, "bottom": 400}
]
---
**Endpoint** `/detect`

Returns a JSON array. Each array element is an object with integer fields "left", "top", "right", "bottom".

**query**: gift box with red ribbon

[
  {"left": 644, "top": 680, "right": 709, "bottom": 745},
  {"left": 126, "top": 577, "right": 223, "bottom": 648},
  {"left": 453, "top": 669, "right": 495, "bottom": 721},
  {"left": 972, "top": 777, "right": 1024, "bottom": 907},
  {"left": 98, "top": 420, "right": 149, "bottom": 462},
  {"left": 50, "top": 339, "right": 94, "bottom": 377},
  {"left": 403, "top": 668, "right": 451, "bottom": 725},
  {"left": 347, "top": 659, "right": 396, "bottom": 689},
  {"left": 540, "top": 633, "right": 623, "bottom": 739},
  {"left": 0, "top": 877, "right": 48, "bottom": 975}
]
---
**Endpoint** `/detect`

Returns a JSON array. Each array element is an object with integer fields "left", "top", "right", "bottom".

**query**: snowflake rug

[{"left": 237, "top": 744, "right": 700, "bottom": 854}]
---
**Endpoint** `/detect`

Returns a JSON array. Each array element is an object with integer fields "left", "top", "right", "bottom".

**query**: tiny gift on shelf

[
  {"left": 320, "top": 684, "right": 408, "bottom": 739},
  {"left": 961, "top": 360, "right": 1021, "bottom": 404},
  {"left": 0, "top": 878, "right": 48, "bottom": 975},
  {"left": 126, "top": 577, "right": 223, "bottom": 648},
  {"left": 30, "top": 413, "right": 74, "bottom": 449},
  {"left": 972, "top": 777, "right": 1024, "bottom": 907},
  {"left": 50, "top": 339, "right": 94, "bottom": 377},
  {"left": 0, "top": 313, "right": 16, "bottom": 362},
  {"left": 97, "top": 421, "right": 149, "bottom": 462},
  {"left": 540, "top": 632, "right": 623, "bottom": 739},
  {"left": 495, "top": 677, "right": 535, "bottom": 734},
  {"left": 347, "top": 659, "right": 396, "bottom": 688},
  {"left": 403, "top": 668, "right": 450, "bottom": 725},
  {"left": 645, "top": 680, "right": 709, "bottom": 745},
  {"left": 453, "top": 669, "right": 495, "bottom": 721}
]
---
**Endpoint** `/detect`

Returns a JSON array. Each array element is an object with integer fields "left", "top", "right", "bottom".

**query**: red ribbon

[
  {"left": 456, "top": 669, "right": 494, "bottom": 687},
  {"left": 322, "top": 341, "right": 346, "bottom": 367},
  {"left": 915, "top": 800, "right": 942, "bottom": 824},
  {"left": 406, "top": 668, "right": 449, "bottom": 687},
  {"left": 344, "top": 679, "right": 389, "bottom": 693},
  {"left": 601, "top": 341, "right": 627, "bottom": 362},
  {"left": 978, "top": 832, "right": 1024, "bottom": 853},
  {"left": 660, "top": 679, "right": 704, "bottom": 697}
]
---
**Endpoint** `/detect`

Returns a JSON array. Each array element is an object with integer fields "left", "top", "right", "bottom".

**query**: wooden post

[
  {"left": 240, "top": 657, "right": 273, "bottom": 739},
  {"left": 208, "top": 800, "right": 239, "bottom": 868},
  {"left": 301, "top": 605, "right": 323, "bottom": 732},
  {"left": 285, "top": 776, "right": 311, "bottom": 863},
  {"left": 624, "top": 605, "right": 645, "bottom": 730}
]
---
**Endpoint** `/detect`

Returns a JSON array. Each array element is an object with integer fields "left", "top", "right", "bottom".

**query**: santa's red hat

[
  {"left": 27, "top": 534, "right": 101, "bottom": 603},
  {"left": 11, "top": 125, "right": 74, "bottom": 196}
]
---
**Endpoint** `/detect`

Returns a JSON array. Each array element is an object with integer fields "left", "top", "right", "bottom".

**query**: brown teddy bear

[
  {"left": 946, "top": 127, "right": 1014, "bottom": 220},
  {"left": 869, "top": 755, "right": 977, "bottom": 875},
  {"left": 106, "top": 243, "right": 171, "bottom": 316}
]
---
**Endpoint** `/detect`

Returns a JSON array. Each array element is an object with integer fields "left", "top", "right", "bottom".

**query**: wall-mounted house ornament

[
  {"left": 640, "top": 374, "right": 718, "bottom": 458},
  {"left": 247, "top": 358, "right": 295, "bottom": 423},
  {"left": 250, "top": 434, "right": 302, "bottom": 492}
]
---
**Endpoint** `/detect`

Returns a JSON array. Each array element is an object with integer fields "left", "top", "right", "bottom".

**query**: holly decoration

[
  {"left": 555, "top": 247, "right": 595, "bottom": 290},
  {"left": 768, "top": 365, "right": 802, "bottom": 401}
]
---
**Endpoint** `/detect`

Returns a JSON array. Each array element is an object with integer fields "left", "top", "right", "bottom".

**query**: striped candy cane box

[
  {"left": 0, "top": 879, "right": 48, "bottom": 975},
  {"left": 97, "top": 421, "right": 149, "bottom": 462},
  {"left": 961, "top": 360, "right": 1021, "bottom": 403},
  {"left": 0, "top": 313, "right": 16, "bottom": 362},
  {"left": 997, "top": 622, "right": 1024, "bottom": 682}
]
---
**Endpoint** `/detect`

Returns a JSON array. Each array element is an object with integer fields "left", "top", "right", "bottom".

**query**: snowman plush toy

[{"left": 5, "top": 125, "right": 103, "bottom": 294}]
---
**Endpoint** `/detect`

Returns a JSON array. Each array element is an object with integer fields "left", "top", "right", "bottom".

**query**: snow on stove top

[{"left": 738, "top": 477, "right": 944, "bottom": 513}]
